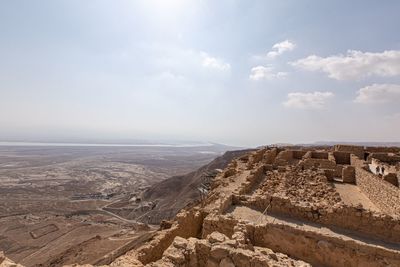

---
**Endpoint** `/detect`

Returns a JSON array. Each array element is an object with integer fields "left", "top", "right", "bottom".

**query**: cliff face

[{"left": 134, "top": 149, "right": 254, "bottom": 224}]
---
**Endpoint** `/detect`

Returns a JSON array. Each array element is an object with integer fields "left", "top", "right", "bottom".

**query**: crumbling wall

[
  {"left": 292, "top": 150, "right": 307, "bottom": 159},
  {"left": 135, "top": 209, "right": 205, "bottom": 264},
  {"left": 150, "top": 231, "right": 311, "bottom": 267},
  {"left": 274, "top": 150, "right": 293, "bottom": 166},
  {"left": 333, "top": 151, "right": 351, "bottom": 165},
  {"left": 237, "top": 165, "right": 265, "bottom": 195},
  {"left": 252, "top": 223, "right": 400, "bottom": 267},
  {"left": 202, "top": 215, "right": 400, "bottom": 267},
  {"left": 334, "top": 144, "right": 364, "bottom": 158},
  {"left": 323, "top": 169, "right": 335, "bottom": 181},
  {"left": 247, "top": 149, "right": 267, "bottom": 165},
  {"left": 351, "top": 156, "right": 400, "bottom": 216},
  {"left": 334, "top": 165, "right": 343, "bottom": 177},
  {"left": 202, "top": 215, "right": 237, "bottom": 239},
  {"left": 383, "top": 173, "right": 399, "bottom": 187},
  {"left": 342, "top": 166, "right": 355, "bottom": 183},
  {"left": 311, "top": 151, "right": 328, "bottom": 159},
  {"left": 369, "top": 153, "right": 400, "bottom": 164},
  {"left": 237, "top": 195, "right": 400, "bottom": 243},
  {"left": 300, "top": 151, "right": 334, "bottom": 170},
  {"left": 301, "top": 158, "right": 336, "bottom": 169},
  {"left": 263, "top": 148, "right": 277, "bottom": 164}
]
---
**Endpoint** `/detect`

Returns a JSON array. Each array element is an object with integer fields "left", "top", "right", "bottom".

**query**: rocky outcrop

[{"left": 136, "top": 149, "right": 253, "bottom": 224}]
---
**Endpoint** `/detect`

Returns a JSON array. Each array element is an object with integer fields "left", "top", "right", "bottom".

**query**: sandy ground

[{"left": 333, "top": 182, "right": 380, "bottom": 212}]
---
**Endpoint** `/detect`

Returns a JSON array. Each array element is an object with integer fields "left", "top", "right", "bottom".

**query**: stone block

[
  {"left": 342, "top": 166, "right": 355, "bottom": 184},
  {"left": 383, "top": 173, "right": 399, "bottom": 187}
]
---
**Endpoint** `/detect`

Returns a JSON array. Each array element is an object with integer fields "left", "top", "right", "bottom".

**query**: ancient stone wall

[
  {"left": 262, "top": 148, "right": 277, "bottom": 164},
  {"left": 342, "top": 166, "right": 355, "bottom": 183},
  {"left": 311, "top": 151, "right": 329, "bottom": 159},
  {"left": 252, "top": 222, "right": 400, "bottom": 267},
  {"left": 274, "top": 150, "right": 293, "bottom": 166},
  {"left": 238, "top": 165, "right": 265, "bottom": 195},
  {"left": 149, "top": 231, "right": 311, "bottom": 267},
  {"left": 202, "top": 215, "right": 400, "bottom": 267},
  {"left": 334, "top": 144, "right": 364, "bottom": 158},
  {"left": 236, "top": 195, "right": 400, "bottom": 243},
  {"left": 334, "top": 165, "right": 343, "bottom": 177},
  {"left": 249, "top": 148, "right": 267, "bottom": 164},
  {"left": 383, "top": 173, "right": 399, "bottom": 187},
  {"left": 369, "top": 153, "right": 400, "bottom": 164},
  {"left": 135, "top": 209, "right": 205, "bottom": 264},
  {"left": 351, "top": 157, "right": 400, "bottom": 216},
  {"left": 292, "top": 150, "right": 307, "bottom": 159},
  {"left": 202, "top": 215, "right": 237, "bottom": 239},
  {"left": 301, "top": 158, "right": 336, "bottom": 169},
  {"left": 333, "top": 151, "right": 351, "bottom": 165}
]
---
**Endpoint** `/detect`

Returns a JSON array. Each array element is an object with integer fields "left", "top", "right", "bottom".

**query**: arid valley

[{"left": 0, "top": 143, "right": 232, "bottom": 266}]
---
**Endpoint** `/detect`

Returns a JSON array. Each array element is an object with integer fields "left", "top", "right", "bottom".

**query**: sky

[{"left": 0, "top": 0, "right": 400, "bottom": 147}]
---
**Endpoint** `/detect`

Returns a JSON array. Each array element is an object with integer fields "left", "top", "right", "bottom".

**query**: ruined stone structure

[
  {"left": 4, "top": 144, "right": 400, "bottom": 267},
  {"left": 99, "top": 144, "right": 400, "bottom": 267}
]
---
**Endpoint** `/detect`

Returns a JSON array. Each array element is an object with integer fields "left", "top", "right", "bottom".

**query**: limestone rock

[{"left": 208, "top": 232, "right": 228, "bottom": 244}]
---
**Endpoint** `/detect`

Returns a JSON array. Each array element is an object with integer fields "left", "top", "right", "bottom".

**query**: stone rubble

[{"left": 148, "top": 232, "right": 310, "bottom": 267}]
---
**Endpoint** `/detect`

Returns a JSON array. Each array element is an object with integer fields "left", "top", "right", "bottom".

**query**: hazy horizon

[
  {"left": 2, "top": 139, "right": 400, "bottom": 150},
  {"left": 1, "top": 1, "right": 400, "bottom": 147}
]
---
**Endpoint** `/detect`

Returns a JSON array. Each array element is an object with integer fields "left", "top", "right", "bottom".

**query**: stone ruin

[
  {"left": 3, "top": 144, "right": 400, "bottom": 267},
  {"left": 98, "top": 144, "right": 400, "bottom": 267}
]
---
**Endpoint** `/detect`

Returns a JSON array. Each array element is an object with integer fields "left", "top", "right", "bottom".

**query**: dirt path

[{"left": 333, "top": 182, "right": 380, "bottom": 212}]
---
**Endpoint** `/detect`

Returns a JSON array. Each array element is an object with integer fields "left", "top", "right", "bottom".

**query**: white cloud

[
  {"left": 249, "top": 66, "right": 287, "bottom": 81},
  {"left": 283, "top": 91, "right": 334, "bottom": 109},
  {"left": 354, "top": 84, "right": 400, "bottom": 104},
  {"left": 291, "top": 50, "right": 400, "bottom": 80},
  {"left": 201, "top": 52, "right": 231, "bottom": 71},
  {"left": 267, "top": 40, "right": 296, "bottom": 58}
]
